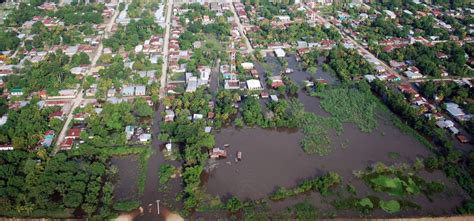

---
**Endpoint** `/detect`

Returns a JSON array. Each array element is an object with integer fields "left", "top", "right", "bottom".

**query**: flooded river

[{"left": 202, "top": 54, "right": 467, "bottom": 218}]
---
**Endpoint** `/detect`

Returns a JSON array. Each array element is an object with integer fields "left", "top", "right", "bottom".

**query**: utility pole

[{"left": 156, "top": 200, "right": 160, "bottom": 215}]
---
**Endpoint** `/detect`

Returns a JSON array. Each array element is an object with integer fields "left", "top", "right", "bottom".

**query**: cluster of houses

[
  {"left": 395, "top": 82, "right": 472, "bottom": 143},
  {"left": 331, "top": 2, "right": 474, "bottom": 50}
]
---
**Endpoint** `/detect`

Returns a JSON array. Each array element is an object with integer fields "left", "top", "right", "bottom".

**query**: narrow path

[
  {"left": 159, "top": 0, "right": 173, "bottom": 99},
  {"left": 230, "top": 2, "right": 254, "bottom": 54}
]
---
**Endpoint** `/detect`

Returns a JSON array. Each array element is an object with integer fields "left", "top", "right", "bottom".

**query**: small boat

[
  {"left": 224, "top": 144, "right": 230, "bottom": 148},
  {"left": 236, "top": 151, "right": 242, "bottom": 161}
]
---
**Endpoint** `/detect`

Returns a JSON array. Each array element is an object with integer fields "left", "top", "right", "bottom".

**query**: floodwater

[
  {"left": 115, "top": 53, "right": 468, "bottom": 219},
  {"left": 202, "top": 54, "right": 468, "bottom": 218},
  {"left": 112, "top": 155, "right": 140, "bottom": 201}
]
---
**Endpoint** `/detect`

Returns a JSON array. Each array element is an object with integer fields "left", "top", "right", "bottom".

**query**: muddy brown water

[
  {"left": 112, "top": 155, "right": 140, "bottom": 201},
  {"left": 115, "top": 54, "right": 468, "bottom": 219},
  {"left": 201, "top": 54, "right": 468, "bottom": 218}
]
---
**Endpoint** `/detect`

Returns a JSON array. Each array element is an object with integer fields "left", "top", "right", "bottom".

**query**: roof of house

[{"left": 67, "top": 128, "right": 81, "bottom": 137}]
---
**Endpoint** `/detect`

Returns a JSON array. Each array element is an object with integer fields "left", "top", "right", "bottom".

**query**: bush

[
  {"left": 226, "top": 197, "right": 243, "bottom": 213},
  {"left": 158, "top": 164, "right": 176, "bottom": 185},
  {"left": 379, "top": 200, "right": 401, "bottom": 214},
  {"left": 113, "top": 200, "right": 141, "bottom": 212},
  {"left": 293, "top": 202, "right": 318, "bottom": 220},
  {"left": 270, "top": 172, "right": 341, "bottom": 200}
]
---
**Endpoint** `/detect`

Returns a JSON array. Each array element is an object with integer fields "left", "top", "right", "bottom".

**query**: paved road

[
  {"left": 409, "top": 77, "right": 474, "bottom": 83},
  {"left": 230, "top": 2, "right": 254, "bottom": 54},
  {"left": 159, "top": 0, "right": 173, "bottom": 99},
  {"left": 53, "top": 5, "right": 121, "bottom": 152}
]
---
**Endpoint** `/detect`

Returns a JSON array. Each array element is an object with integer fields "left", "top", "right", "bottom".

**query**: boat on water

[
  {"left": 224, "top": 144, "right": 230, "bottom": 147},
  {"left": 236, "top": 151, "right": 242, "bottom": 161}
]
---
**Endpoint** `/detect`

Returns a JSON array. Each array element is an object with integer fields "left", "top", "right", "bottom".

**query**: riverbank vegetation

[{"left": 270, "top": 172, "right": 342, "bottom": 201}]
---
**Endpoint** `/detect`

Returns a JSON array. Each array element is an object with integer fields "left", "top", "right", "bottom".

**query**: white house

[
  {"left": 198, "top": 66, "right": 211, "bottom": 81},
  {"left": 404, "top": 71, "right": 423, "bottom": 79},
  {"left": 139, "top": 133, "right": 151, "bottom": 143},
  {"left": 246, "top": 79, "right": 263, "bottom": 90},
  {"left": 274, "top": 48, "right": 286, "bottom": 58},
  {"left": 241, "top": 62, "right": 254, "bottom": 70}
]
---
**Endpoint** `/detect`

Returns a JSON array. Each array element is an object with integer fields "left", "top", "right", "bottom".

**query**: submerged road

[{"left": 136, "top": 0, "right": 183, "bottom": 220}]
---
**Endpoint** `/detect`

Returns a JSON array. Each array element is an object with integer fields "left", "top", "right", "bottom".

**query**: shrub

[
  {"left": 380, "top": 200, "right": 401, "bottom": 214},
  {"left": 226, "top": 197, "right": 243, "bottom": 213},
  {"left": 113, "top": 200, "right": 141, "bottom": 212}
]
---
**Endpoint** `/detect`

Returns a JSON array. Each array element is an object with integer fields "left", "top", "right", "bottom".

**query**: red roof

[
  {"left": 66, "top": 128, "right": 81, "bottom": 138},
  {"left": 271, "top": 81, "right": 285, "bottom": 88},
  {"left": 398, "top": 84, "right": 419, "bottom": 97},
  {"left": 49, "top": 111, "right": 63, "bottom": 118},
  {"left": 207, "top": 112, "right": 215, "bottom": 119},
  {"left": 60, "top": 138, "right": 74, "bottom": 149}
]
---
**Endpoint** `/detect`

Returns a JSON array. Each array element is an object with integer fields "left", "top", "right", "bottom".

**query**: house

[
  {"left": 225, "top": 80, "right": 240, "bottom": 90},
  {"left": 208, "top": 112, "right": 215, "bottom": 119},
  {"left": 10, "top": 88, "right": 23, "bottom": 96},
  {"left": 139, "top": 133, "right": 151, "bottom": 143},
  {"left": 198, "top": 66, "right": 211, "bottom": 81},
  {"left": 73, "top": 113, "right": 86, "bottom": 121},
  {"left": 436, "top": 52, "right": 449, "bottom": 59},
  {"left": 107, "top": 88, "right": 116, "bottom": 97},
  {"left": 390, "top": 60, "right": 406, "bottom": 70},
  {"left": 57, "top": 89, "right": 76, "bottom": 98},
  {"left": 65, "top": 128, "right": 82, "bottom": 139},
  {"left": 246, "top": 79, "right": 263, "bottom": 90},
  {"left": 275, "top": 15, "right": 291, "bottom": 22},
  {"left": 250, "top": 69, "right": 259, "bottom": 78},
  {"left": 165, "top": 110, "right": 175, "bottom": 122},
  {"left": 41, "top": 130, "right": 55, "bottom": 148},
  {"left": 241, "top": 62, "right": 254, "bottom": 70},
  {"left": 193, "top": 114, "right": 204, "bottom": 121},
  {"left": 186, "top": 76, "right": 198, "bottom": 93},
  {"left": 375, "top": 66, "right": 386, "bottom": 73},
  {"left": 49, "top": 111, "right": 64, "bottom": 120},
  {"left": 209, "top": 147, "right": 227, "bottom": 159},
  {"left": 364, "top": 75, "right": 377, "bottom": 83},
  {"left": 445, "top": 103, "right": 467, "bottom": 120},
  {"left": 135, "top": 85, "right": 146, "bottom": 96},
  {"left": 60, "top": 138, "right": 74, "bottom": 150},
  {"left": 270, "top": 95, "right": 279, "bottom": 102},
  {"left": 398, "top": 84, "right": 419, "bottom": 97},
  {"left": 448, "top": 126, "right": 459, "bottom": 135},
  {"left": 404, "top": 71, "right": 423, "bottom": 79},
  {"left": 125, "top": 125, "right": 135, "bottom": 140},
  {"left": 274, "top": 48, "right": 286, "bottom": 58},
  {"left": 71, "top": 66, "right": 87, "bottom": 75},
  {"left": 0, "top": 144, "right": 14, "bottom": 151},
  {"left": 384, "top": 10, "right": 397, "bottom": 19},
  {"left": 0, "top": 115, "right": 7, "bottom": 126},
  {"left": 270, "top": 76, "right": 284, "bottom": 88},
  {"left": 204, "top": 126, "right": 212, "bottom": 133},
  {"left": 436, "top": 120, "right": 454, "bottom": 128},
  {"left": 122, "top": 86, "right": 135, "bottom": 96}
]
